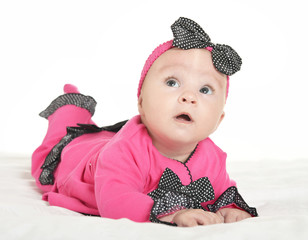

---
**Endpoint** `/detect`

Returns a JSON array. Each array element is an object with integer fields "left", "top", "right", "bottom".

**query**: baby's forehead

[
  {"left": 153, "top": 48, "right": 208, "bottom": 69},
  {"left": 152, "top": 48, "right": 226, "bottom": 81},
  {"left": 159, "top": 47, "right": 211, "bottom": 62}
]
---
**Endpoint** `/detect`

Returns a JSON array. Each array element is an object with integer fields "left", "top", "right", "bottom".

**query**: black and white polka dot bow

[
  {"left": 171, "top": 17, "right": 242, "bottom": 76},
  {"left": 148, "top": 168, "right": 215, "bottom": 205}
]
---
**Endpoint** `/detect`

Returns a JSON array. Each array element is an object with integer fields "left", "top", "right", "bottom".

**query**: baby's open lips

[{"left": 175, "top": 113, "right": 193, "bottom": 122}]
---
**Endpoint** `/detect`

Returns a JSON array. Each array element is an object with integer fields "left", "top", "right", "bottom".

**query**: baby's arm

[
  {"left": 95, "top": 139, "right": 154, "bottom": 222},
  {"left": 205, "top": 147, "right": 258, "bottom": 219}
]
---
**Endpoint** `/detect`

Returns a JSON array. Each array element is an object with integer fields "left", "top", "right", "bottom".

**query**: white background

[{"left": 0, "top": 0, "right": 307, "bottom": 161}]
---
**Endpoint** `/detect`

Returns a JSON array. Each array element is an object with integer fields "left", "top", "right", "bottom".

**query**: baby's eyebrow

[
  {"left": 211, "top": 76, "right": 226, "bottom": 89},
  {"left": 158, "top": 63, "right": 181, "bottom": 72},
  {"left": 214, "top": 79, "right": 228, "bottom": 93}
]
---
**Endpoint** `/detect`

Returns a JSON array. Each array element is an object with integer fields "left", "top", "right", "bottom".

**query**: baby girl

[{"left": 32, "top": 17, "right": 257, "bottom": 227}]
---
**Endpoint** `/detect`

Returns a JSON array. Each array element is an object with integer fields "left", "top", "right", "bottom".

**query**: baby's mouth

[{"left": 175, "top": 113, "right": 193, "bottom": 123}]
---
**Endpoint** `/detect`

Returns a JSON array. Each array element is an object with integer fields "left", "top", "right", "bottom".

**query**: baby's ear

[
  {"left": 218, "top": 111, "right": 225, "bottom": 126},
  {"left": 137, "top": 94, "right": 144, "bottom": 116},
  {"left": 219, "top": 111, "right": 225, "bottom": 124},
  {"left": 213, "top": 111, "right": 225, "bottom": 132}
]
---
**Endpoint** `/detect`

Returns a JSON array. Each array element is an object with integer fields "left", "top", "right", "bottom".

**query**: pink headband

[{"left": 137, "top": 17, "right": 241, "bottom": 98}]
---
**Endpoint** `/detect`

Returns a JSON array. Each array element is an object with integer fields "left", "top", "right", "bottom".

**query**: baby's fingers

[
  {"left": 199, "top": 212, "right": 224, "bottom": 225},
  {"left": 173, "top": 209, "right": 224, "bottom": 227},
  {"left": 186, "top": 211, "right": 223, "bottom": 226},
  {"left": 220, "top": 208, "right": 251, "bottom": 223}
]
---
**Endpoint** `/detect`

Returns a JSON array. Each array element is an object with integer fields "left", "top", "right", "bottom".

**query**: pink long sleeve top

[
  {"left": 35, "top": 113, "right": 257, "bottom": 223},
  {"left": 95, "top": 115, "right": 237, "bottom": 222}
]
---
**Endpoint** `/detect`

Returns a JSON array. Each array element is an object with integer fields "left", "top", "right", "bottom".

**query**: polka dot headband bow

[
  {"left": 137, "top": 17, "right": 242, "bottom": 98},
  {"left": 171, "top": 17, "right": 242, "bottom": 76}
]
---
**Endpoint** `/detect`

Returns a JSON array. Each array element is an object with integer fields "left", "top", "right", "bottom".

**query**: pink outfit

[{"left": 32, "top": 101, "right": 254, "bottom": 222}]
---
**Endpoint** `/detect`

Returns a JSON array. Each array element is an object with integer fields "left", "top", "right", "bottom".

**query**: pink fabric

[
  {"left": 95, "top": 116, "right": 236, "bottom": 222},
  {"left": 137, "top": 40, "right": 230, "bottom": 99},
  {"left": 137, "top": 40, "right": 173, "bottom": 97},
  {"left": 32, "top": 105, "right": 236, "bottom": 222},
  {"left": 64, "top": 84, "right": 79, "bottom": 94},
  {"left": 31, "top": 106, "right": 96, "bottom": 193}
]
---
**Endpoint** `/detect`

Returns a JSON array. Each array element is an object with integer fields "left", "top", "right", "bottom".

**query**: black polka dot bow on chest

[
  {"left": 148, "top": 168, "right": 215, "bottom": 205},
  {"left": 171, "top": 17, "right": 242, "bottom": 76}
]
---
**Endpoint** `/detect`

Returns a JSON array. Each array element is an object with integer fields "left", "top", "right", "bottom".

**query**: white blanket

[{"left": 1, "top": 156, "right": 307, "bottom": 240}]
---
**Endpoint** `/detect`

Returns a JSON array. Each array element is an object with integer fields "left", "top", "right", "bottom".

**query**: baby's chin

[
  {"left": 140, "top": 115, "right": 209, "bottom": 148},
  {"left": 160, "top": 133, "right": 206, "bottom": 149}
]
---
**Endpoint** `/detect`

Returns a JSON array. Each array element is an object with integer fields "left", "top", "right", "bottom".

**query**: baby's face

[{"left": 138, "top": 48, "right": 227, "bottom": 150}]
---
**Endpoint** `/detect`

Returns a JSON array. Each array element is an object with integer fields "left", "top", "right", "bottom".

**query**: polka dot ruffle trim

[
  {"left": 39, "top": 93, "right": 97, "bottom": 119},
  {"left": 207, "top": 186, "right": 258, "bottom": 217}
]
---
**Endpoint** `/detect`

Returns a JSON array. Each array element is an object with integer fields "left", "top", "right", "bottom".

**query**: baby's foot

[{"left": 64, "top": 84, "right": 80, "bottom": 94}]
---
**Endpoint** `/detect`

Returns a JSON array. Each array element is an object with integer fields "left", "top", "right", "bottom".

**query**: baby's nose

[{"left": 179, "top": 92, "right": 197, "bottom": 104}]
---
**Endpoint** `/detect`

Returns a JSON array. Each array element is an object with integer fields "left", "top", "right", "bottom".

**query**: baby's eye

[
  {"left": 199, "top": 86, "right": 213, "bottom": 95},
  {"left": 166, "top": 79, "right": 180, "bottom": 88}
]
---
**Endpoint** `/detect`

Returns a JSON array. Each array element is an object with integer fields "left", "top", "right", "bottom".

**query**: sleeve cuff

[{"left": 207, "top": 186, "right": 258, "bottom": 217}]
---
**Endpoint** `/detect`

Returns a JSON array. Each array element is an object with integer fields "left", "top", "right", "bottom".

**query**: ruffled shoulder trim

[{"left": 39, "top": 93, "right": 97, "bottom": 119}]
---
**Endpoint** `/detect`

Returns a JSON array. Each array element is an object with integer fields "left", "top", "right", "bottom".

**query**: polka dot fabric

[
  {"left": 211, "top": 44, "right": 242, "bottom": 76},
  {"left": 39, "top": 123, "right": 104, "bottom": 185},
  {"left": 171, "top": 17, "right": 242, "bottom": 76},
  {"left": 148, "top": 168, "right": 215, "bottom": 204},
  {"left": 39, "top": 93, "right": 97, "bottom": 119},
  {"left": 207, "top": 186, "right": 258, "bottom": 217},
  {"left": 148, "top": 168, "right": 258, "bottom": 225},
  {"left": 148, "top": 168, "right": 215, "bottom": 225},
  {"left": 171, "top": 17, "right": 213, "bottom": 50}
]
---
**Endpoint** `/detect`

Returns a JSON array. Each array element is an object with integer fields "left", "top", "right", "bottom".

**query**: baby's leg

[{"left": 31, "top": 84, "right": 97, "bottom": 192}]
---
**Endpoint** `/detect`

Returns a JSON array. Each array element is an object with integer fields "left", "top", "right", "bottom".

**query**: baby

[{"left": 32, "top": 17, "right": 257, "bottom": 227}]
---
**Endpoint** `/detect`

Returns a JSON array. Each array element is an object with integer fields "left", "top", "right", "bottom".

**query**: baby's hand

[
  {"left": 216, "top": 208, "right": 251, "bottom": 223},
  {"left": 160, "top": 209, "right": 224, "bottom": 227}
]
